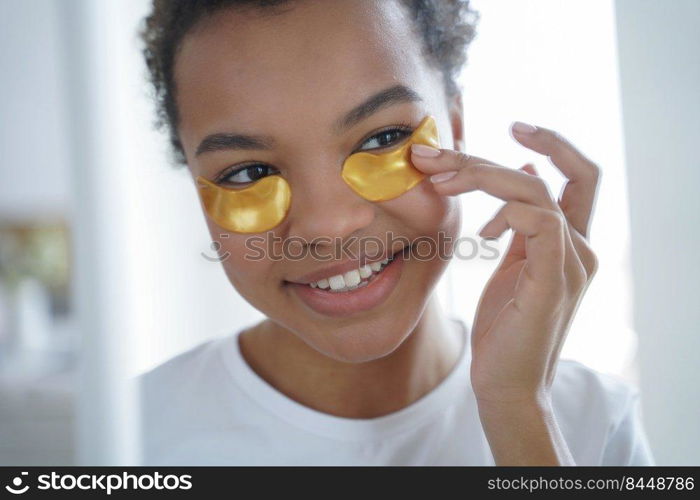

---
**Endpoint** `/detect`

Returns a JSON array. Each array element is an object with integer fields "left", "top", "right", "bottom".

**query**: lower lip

[{"left": 286, "top": 250, "right": 406, "bottom": 318}]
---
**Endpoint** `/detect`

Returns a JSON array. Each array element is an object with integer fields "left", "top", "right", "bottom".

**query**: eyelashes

[
  {"left": 354, "top": 123, "right": 413, "bottom": 152},
  {"left": 216, "top": 164, "right": 278, "bottom": 185},
  {"left": 215, "top": 124, "right": 415, "bottom": 186}
]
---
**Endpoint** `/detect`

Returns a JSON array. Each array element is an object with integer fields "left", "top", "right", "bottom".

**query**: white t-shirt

[{"left": 138, "top": 319, "right": 655, "bottom": 465}]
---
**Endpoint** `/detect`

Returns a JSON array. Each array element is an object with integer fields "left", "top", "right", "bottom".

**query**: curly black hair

[{"left": 141, "top": 0, "right": 479, "bottom": 164}]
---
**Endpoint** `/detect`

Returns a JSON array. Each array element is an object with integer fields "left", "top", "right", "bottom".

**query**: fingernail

[
  {"left": 520, "top": 163, "right": 538, "bottom": 175},
  {"left": 411, "top": 143, "right": 442, "bottom": 157},
  {"left": 512, "top": 121, "right": 537, "bottom": 135},
  {"left": 430, "top": 171, "right": 458, "bottom": 183}
]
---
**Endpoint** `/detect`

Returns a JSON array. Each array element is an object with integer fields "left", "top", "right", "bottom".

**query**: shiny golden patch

[
  {"left": 341, "top": 115, "right": 440, "bottom": 202},
  {"left": 195, "top": 175, "right": 291, "bottom": 233}
]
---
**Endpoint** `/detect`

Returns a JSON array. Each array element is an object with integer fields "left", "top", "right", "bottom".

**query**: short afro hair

[{"left": 140, "top": 0, "right": 479, "bottom": 164}]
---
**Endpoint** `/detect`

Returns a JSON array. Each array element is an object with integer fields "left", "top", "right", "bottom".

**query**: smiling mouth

[
  {"left": 286, "top": 244, "right": 410, "bottom": 293},
  {"left": 308, "top": 254, "right": 396, "bottom": 293},
  {"left": 284, "top": 243, "right": 412, "bottom": 318}
]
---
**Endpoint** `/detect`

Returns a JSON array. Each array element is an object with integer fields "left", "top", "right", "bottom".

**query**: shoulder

[
  {"left": 136, "top": 333, "right": 242, "bottom": 463},
  {"left": 137, "top": 333, "right": 242, "bottom": 419},
  {"left": 552, "top": 359, "right": 639, "bottom": 419},
  {"left": 138, "top": 337, "right": 227, "bottom": 384},
  {"left": 551, "top": 359, "right": 653, "bottom": 465},
  {"left": 138, "top": 335, "right": 228, "bottom": 394}
]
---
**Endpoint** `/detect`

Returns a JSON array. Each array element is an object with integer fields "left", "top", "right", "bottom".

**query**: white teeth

[
  {"left": 306, "top": 256, "right": 395, "bottom": 290},
  {"left": 359, "top": 265, "right": 372, "bottom": 279},
  {"left": 343, "top": 269, "right": 361, "bottom": 287},
  {"left": 328, "top": 275, "right": 346, "bottom": 290}
]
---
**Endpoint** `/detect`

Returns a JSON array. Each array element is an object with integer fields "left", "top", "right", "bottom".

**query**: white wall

[
  {"left": 615, "top": 0, "right": 700, "bottom": 465},
  {"left": 0, "top": 0, "right": 70, "bottom": 218},
  {"left": 0, "top": 0, "right": 75, "bottom": 466},
  {"left": 60, "top": 0, "right": 142, "bottom": 465}
]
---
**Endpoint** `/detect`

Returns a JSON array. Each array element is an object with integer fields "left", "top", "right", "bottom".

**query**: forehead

[{"left": 174, "top": 0, "right": 442, "bottom": 154}]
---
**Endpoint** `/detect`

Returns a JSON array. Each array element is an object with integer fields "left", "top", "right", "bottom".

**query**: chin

[{"left": 295, "top": 303, "right": 425, "bottom": 364}]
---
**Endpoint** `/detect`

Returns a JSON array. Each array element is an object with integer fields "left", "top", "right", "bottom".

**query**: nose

[{"left": 285, "top": 161, "right": 375, "bottom": 244}]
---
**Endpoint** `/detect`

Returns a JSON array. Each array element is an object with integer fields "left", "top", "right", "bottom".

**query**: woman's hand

[{"left": 410, "top": 122, "right": 600, "bottom": 465}]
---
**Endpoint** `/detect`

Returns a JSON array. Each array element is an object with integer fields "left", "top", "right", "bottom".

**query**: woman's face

[{"left": 175, "top": 0, "right": 462, "bottom": 362}]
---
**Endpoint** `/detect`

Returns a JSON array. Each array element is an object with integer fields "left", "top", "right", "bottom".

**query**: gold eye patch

[
  {"left": 341, "top": 115, "right": 440, "bottom": 202},
  {"left": 195, "top": 175, "right": 291, "bottom": 234}
]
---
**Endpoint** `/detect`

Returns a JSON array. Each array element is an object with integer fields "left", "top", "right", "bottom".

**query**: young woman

[{"left": 138, "top": 0, "right": 654, "bottom": 465}]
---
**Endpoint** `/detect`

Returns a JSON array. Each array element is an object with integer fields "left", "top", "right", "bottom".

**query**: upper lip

[{"left": 286, "top": 244, "right": 406, "bottom": 285}]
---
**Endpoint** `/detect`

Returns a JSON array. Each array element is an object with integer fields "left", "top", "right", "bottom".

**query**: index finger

[{"left": 410, "top": 147, "right": 558, "bottom": 210}]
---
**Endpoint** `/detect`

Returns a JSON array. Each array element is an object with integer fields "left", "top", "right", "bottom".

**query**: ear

[{"left": 447, "top": 91, "right": 466, "bottom": 152}]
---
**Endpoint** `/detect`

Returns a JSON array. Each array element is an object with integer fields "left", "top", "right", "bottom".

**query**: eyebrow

[{"left": 195, "top": 84, "right": 423, "bottom": 156}]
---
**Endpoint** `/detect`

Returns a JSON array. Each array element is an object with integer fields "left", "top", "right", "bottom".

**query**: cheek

[
  {"left": 204, "top": 220, "right": 278, "bottom": 303},
  {"left": 382, "top": 181, "right": 461, "bottom": 238}
]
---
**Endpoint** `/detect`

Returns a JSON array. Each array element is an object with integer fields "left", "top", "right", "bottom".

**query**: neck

[{"left": 239, "top": 295, "right": 464, "bottom": 418}]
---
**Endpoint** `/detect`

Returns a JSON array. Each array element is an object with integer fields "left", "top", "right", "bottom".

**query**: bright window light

[{"left": 438, "top": 0, "right": 636, "bottom": 379}]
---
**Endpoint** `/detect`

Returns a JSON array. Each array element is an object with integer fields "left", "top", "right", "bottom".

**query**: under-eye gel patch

[
  {"left": 341, "top": 115, "right": 440, "bottom": 202},
  {"left": 195, "top": 174, "right": 292, "bottom": 233}
]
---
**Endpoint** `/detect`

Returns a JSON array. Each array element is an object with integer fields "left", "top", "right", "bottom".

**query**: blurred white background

[
  {"left": 448, "top": 0, "right": 636, "bottom": 379},
  {"left": 0, "top": 0, "right": 697, "bottom": 465}
]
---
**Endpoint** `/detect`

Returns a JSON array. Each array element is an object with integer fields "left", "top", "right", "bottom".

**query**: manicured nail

[
  {"left": 512, "top": 121, "right": 537, "bottom": 134},
  {"left": 411, "top": 143, "right": 442, "bottom": 157},
  {"left": 430, "top": 171, "right": 458, "bottom": 183},
  {"left": 520, "top": 163, "right": 538, "bottom": 175}
]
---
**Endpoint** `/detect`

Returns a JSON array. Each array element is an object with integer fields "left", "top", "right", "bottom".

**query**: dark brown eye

[
  {"left": 359, "top": 127, "right": 412, "bottom": 151},
  {"left": 220, "top": 164, "right": 277, "bottom": 185}
]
